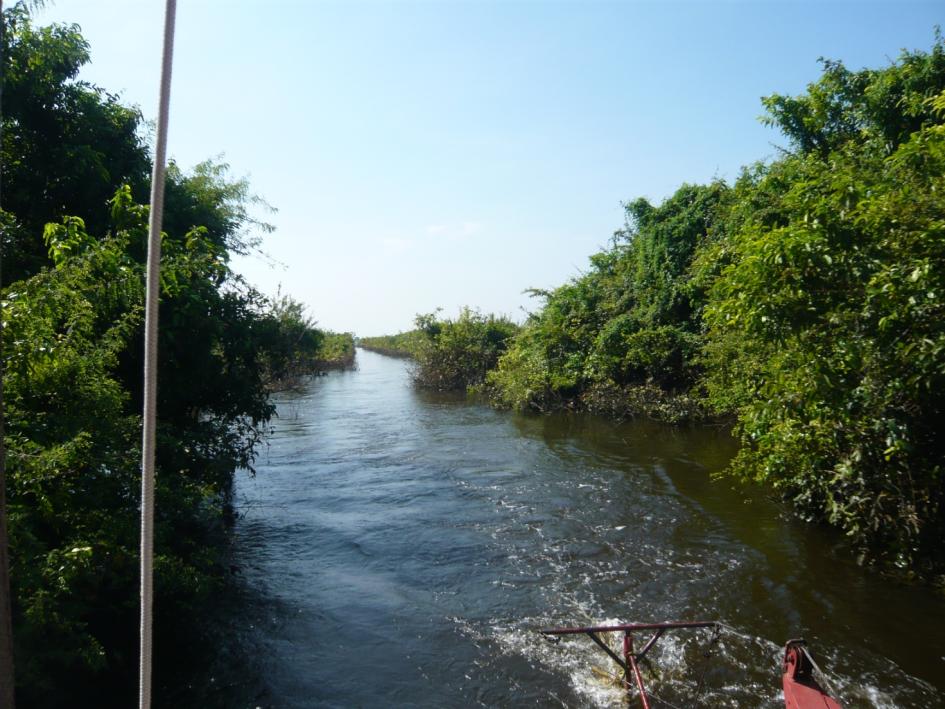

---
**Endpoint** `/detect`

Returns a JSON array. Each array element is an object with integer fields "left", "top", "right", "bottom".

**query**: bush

[{"left": 411, "top": 308, "right": 519, "bottom": 391}]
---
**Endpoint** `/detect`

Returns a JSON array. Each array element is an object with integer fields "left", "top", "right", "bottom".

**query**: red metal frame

[
  {"left": 541, "top": 623, "right": 844, "bottom": 709},
  {"left": 541, "top": 620, "right": 720, "bottom": 635},
  {"left": 540, "top": 620, "right": 720, "bottom": 708}
]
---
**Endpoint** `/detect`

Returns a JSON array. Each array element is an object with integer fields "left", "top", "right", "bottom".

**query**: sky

[{"left": 35, "top": 0, "right": 945, "bottom": 336}]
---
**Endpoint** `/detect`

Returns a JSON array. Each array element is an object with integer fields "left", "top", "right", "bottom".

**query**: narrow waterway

[{"left": 227, "top": 348, "right": 943, "bottom": 707}]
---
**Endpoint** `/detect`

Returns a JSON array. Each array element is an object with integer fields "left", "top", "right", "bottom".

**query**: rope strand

[{"left": 140, "top": 2, "right": 177, "bottom": 708}]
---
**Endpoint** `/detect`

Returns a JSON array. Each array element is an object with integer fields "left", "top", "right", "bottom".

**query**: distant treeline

[
  {"left": 372, "top": 39, "right": 945, "bottom": 580},
  {"left": 0, "top": 4, "right": 349, "bottom": 705},
  {"left": 359, "top": 330, "right": 427, "bottom": 358}
]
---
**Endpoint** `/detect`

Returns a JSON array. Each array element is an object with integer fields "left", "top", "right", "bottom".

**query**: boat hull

[{"left": 782, "top": 640, "right": 843, "bottom": 709}]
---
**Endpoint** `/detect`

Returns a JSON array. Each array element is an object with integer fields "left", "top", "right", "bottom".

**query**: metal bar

[
  {"left": 624, "top": 632, "right": 651, "bottom": 709},
  {"left": 635, "top": 628, "right": 665, "bottom": 661},
  {"left": 139, "top": 2, "right": 177, "bottom": 709},
  {"left": 586, "top": 631, "right": 627, "bottom": 672},
  {"left": 541, "top": 620, "right": 720, "bottom": 636}
]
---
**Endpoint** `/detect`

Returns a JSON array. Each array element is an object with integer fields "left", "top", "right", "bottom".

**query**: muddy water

[{"left": 227, "top": 348, "right": 943, "bottom": 707}]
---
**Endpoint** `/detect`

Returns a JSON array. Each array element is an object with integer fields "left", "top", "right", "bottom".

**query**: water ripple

[{"left": 225, "top": 349, "right": 944, "bottom": 708}]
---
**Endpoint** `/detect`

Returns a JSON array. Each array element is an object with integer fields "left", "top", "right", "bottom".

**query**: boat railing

[{"left": 539, "top": 620, "right": 723, "bottom": 709}]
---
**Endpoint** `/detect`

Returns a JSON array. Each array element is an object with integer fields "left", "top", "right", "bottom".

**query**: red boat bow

[{"left": 783, "top": 639, "right": 843, "bottom": 709}]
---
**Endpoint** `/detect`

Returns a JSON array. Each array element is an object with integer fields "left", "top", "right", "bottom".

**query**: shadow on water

[{"left": 192, "top": 349, "right": 943, "bottom": 708}]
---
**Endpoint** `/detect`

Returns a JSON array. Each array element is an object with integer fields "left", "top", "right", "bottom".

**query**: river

[{"left": 224, "top": 348, "right": 943, "bottom": 707}]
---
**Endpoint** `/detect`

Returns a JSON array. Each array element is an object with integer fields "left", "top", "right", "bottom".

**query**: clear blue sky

[{"left": 37, "top": 0, "right": 945, "bottom": 336}]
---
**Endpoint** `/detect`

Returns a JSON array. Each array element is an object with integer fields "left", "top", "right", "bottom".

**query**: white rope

[{"left": 140, "top": 2, "right": 176, "bottom": 708}]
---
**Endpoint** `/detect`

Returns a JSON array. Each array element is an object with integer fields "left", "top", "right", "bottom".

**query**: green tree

[
  {"left": 411, "top": 308, "right": 519, "bottom": 391},
  {"left": 0, "top": 4, "right": 337, "bottom": 702},
  {"left": 0, "top": 4, "right": 149, "bottom": 280},
  {"left": 488, "top": 183, "right": 726, "bottom": 419},
  {"left": 703, "top": 53, "right": 945, "bottom": 573},
  {"left": 256, "top": 290, "right": 327, "bottom": 388},
  {"left": 762, "top": 34, "right": 945, "bottom": 156}
]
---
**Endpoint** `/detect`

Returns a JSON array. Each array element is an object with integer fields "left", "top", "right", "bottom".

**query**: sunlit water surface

[{"left": 220, "top": 349, "right": 943, "bottom": 707}]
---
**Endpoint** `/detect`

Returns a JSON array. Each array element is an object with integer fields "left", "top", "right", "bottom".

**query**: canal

[{"left": 226, "top": 348, "right": 943, "bottom": 707}]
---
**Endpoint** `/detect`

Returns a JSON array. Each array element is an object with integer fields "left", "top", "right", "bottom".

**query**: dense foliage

[
  {"left": 486, "top": 183, "right": 725, "bottom": 421},
  {"left": 316, "top": 331, "right": 356, "bottom": 370},
  {"left": 702, "top": 49, "right": 945, "bottom": 576},
  {"left": 259, "top": 292, "right": 355, "bottom": 390},
  {"left": 358, "top": 329, "right": 427, "bottom": 358},
  {"left": 1, "top": 5, "right": 340, "bottom": 704},
  {"left": 410, "top": 309, "right": 519, "bottom": 391},
  {"left": 360, "top": 310, "right": 518, "bottom": 390},
  {"left": 483, "top": 39, "right": 945, "bottom": 576}
]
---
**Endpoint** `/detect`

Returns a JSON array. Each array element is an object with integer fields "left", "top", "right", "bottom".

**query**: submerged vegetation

[
  {"left": 261, "top": 292, "right": 355, "bottom": 390},
  {"left": 411, "top": 309, "right": 519, "bottom": 391},
  {"left": 316, "top": 331, "right": 357, "bottom": 370},
  {"left": 486, "top": 183, "right": 723, "bottom": 423},
  {"left": 370, "top": 39, "right": 945, "bottom": 579},
  {"left": 362, "top": 309, "right": 518, "bottom": 390}
]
